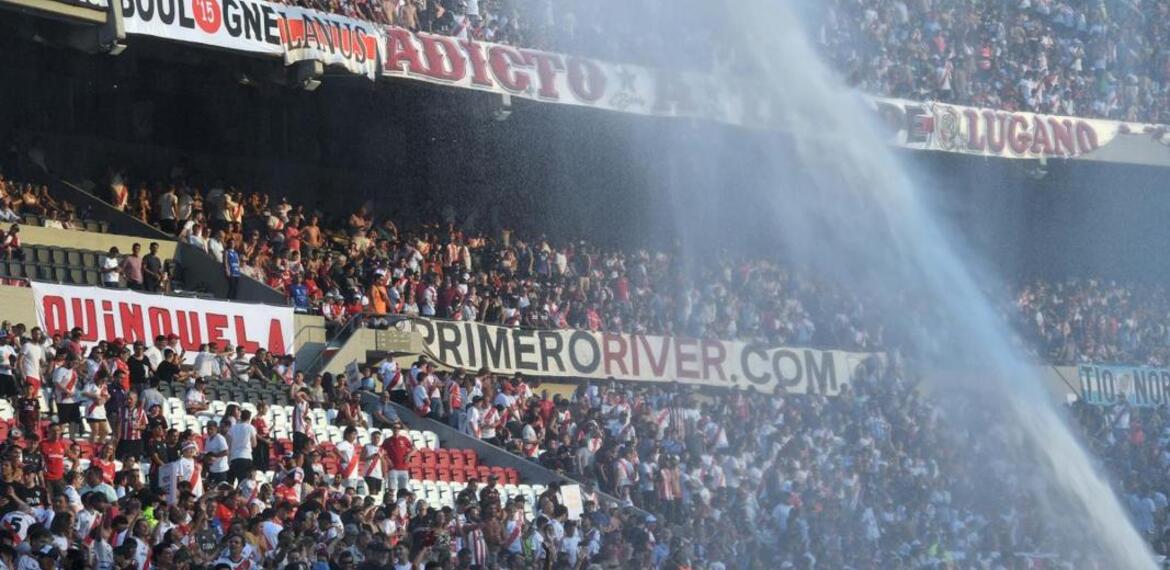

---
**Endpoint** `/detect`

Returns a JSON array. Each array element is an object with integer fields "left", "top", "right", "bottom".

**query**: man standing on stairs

[{"left": 224, "top": 238, "right": 243, "bottom": 300}]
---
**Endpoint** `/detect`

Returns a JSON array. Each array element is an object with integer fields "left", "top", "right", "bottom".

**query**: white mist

[{"left": 664, "top": 1, "right": 1158, "bottom": 567}]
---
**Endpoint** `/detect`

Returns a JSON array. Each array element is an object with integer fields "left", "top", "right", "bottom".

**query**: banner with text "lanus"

[{"left": 409, "top": 318, "right": 881, "bottom": 395}]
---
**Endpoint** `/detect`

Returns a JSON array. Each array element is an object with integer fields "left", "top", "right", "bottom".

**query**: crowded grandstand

[{"left": 0, "top": 0, "right": 1169, "bottom": 569}]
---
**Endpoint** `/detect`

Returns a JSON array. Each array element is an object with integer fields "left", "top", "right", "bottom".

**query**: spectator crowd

[
  {"left": 239, "top": 0, "right": 1170, "bottom": 125},
  {"left": 103, "top": 169, "right": 1170, "bottom": 368},
  {"left": 6, "top": 307, "right": 1170, "bottom": 570},
  {"left": 394, "top": 346, "right": 1170, "bottom": 567}
]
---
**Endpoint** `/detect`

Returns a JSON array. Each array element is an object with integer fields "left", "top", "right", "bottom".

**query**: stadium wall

[{"left": 19, "top": 225, "right": 178, "bottom": 260}]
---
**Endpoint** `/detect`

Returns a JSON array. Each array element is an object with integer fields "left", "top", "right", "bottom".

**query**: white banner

[
  {"left": 277, "top": 5, "right": 381, "bottom": 80},
  {"left": 407, "top": 318, "right": 881, "bottom": 396},
  {"left": 381, "top": 27, "right": 765, "bottom": 128},
  {"left": 120, "top": 0, "right": 381, "bottom": 78},
  {"left": 32, "top": 282, "right": 294, "bottom": 364},
  {"left": 112, "top": 5, "right": 1170, "bottom": 164},
  {"left": 864, "top": 98, "right": 1160, "bottom": 160},
  {"left": 120, "top": 0, "right": 284, "bottom": 55}
]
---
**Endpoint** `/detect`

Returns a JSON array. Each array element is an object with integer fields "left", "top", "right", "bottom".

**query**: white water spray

[{"left": 663, "top": 1, "right": 1156, "bottom": 566}]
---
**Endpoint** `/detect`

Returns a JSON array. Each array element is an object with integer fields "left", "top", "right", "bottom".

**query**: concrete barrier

[{"left": 17, "top": 225, "right": 178, "bottom": 260}]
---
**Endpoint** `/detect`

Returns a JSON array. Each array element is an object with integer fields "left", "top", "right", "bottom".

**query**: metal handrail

[{"left": 302, "top": 313, "right": 368, "bottom": 375}]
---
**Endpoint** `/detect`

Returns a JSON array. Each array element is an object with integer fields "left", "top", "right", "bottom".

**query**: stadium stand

[{"left": 4, "top": 0, "right": 1170, "bottom": 567}]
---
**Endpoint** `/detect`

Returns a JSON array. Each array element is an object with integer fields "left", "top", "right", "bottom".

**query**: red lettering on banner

[
  {"left": 602, "top": 334, "right": 628, "bottom": 376},
  {"left": 638, "top": 336, "right": 670, "bottom": 377},
  {"left": 964, "top": 108, "right": 983, "bottom": 150},
  {"left": 1049, "top": 118, "right": 1075, "bottom": 156},
  {"left": 101, "top": 300, "right": 117, "bottom": 341},
  {"left": 267, "top": 319, "right": 287, "bottom": 355},
  {"left": 69, "top": 298, "right": 98, "bottom": 340},
  {"left": 119, "top": 303, "right": 146, "bottom": 344},
  {"left": 488, "top": 45, "right": 530, "bottom": 93},
  {"left": 674, "top": 338, "right": 699, "bottom": 379},
  {"left": 42, "top": 295, "right": 67, "bottom": 336},
  {"left": 1030, "top": 116, "right": 1053, "bottom": 155},
  {"left": 148, "top": 307, "right": 174, "bottom": 339},
  {"left": 521, "top": 50, "right": 565, "bottom": 99},
  {"left": 1076, "top": 121, "right": 1098, "bottom": 153},
  {"left": 234, "top": 316, "right": 260, "bottom": 353},
  {"left": 700, "top": 340, "right": 727, "bottom": 382},
  {"left": 177, "top": 311, "right": 203, "bottom": 351},
  {"left": 567, "top": 57, "right": 605, "bottom": 103},
  {"left": 206, "top": 313, "right": 228, "bottom": 347},
  {"left": 460, "top": 39, "right": 493, "bottom": 87},
  {"left": 1007, "top": 115, "right": 1030, "bottom": 154},
  {"left": 420, "top": 34, "right": 466, "bottom": 82},
  {"left": 385, "top": 27, "right": 425, "bottom": 74},
  {"left": 982, "top": 110, "right": 1006, "bottom": 153}
]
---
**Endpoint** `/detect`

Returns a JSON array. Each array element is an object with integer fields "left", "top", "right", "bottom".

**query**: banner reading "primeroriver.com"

[{"left": 408, "top": 317, "right": 882, "bottom": 395}]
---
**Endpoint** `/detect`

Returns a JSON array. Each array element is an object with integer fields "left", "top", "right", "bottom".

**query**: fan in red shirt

[
  {"left": 40, "top": 424, "right": 69, "bottom": 485},
  {"left": 380, "top": 422, "right": 415, "bottom": 494}
]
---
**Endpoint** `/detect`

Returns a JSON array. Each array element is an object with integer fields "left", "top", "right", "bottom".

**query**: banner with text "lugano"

[
  {"left": 32, "top": 281, "right": 294, "bottom": 364},
  {"left": 407, "top": 318, "right": 882, "bottom": 395}
]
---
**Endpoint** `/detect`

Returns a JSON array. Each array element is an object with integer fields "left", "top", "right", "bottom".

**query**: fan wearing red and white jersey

[
  {"left": 362, "top": 431, "right": 387, "bottom": 496},
  {"left": 333, "top": 426, "right": 363, "bottom": 491}
]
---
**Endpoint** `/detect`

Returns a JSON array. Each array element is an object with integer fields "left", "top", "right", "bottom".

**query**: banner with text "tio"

[
  {"left": 1078, "top": 363, "right": 1170, "bottom": 407},
  {"left": 32, "top": 282, "right": 294, "bottom": 365},
  {"left": 409, "top": 319, "right": 881, "bottom": 395}
]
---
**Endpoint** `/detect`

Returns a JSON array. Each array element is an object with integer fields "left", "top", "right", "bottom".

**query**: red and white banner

[
  {"left": 32, "top": 282, "right": 294, "bottom": 364},
  {"left": 277, "top": 5, "right": 381, "bottom": 79},
  {"left": 866, "top": 98, "right": 1170, "bottom": 161},
  {"left": 114, "top": 7, "right": 1170, "bottom": 165},
  {"left": 408, "top": 318, "right": 882, "bottom": 395},
  {"left": 381, "top": 27, "right": 759, "bottom": 126}
]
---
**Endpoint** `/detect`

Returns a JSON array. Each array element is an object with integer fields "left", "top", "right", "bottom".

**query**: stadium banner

[
  {"left": 406, "top": 318, "right": 880, "bottom": 395},
  {"left": 381, "top": 27, "right": 763, "bottom": 126},
  {"left": 31, "top": 281, "right": 294, "bottom": 364},
  {"left": 120, "top": 0, "right": 380, "bottom": 78},
  {"left": 276, "top": 5, "right": 381, "bottom": 80},
  {"left": 1078, "top": 363, "right": 1170, "bottom": 407},
  {"left": 120, "top": 0, "right": 285, "bottom": 54},
  {"left": 867, "top": 98, "right": 1170, "bottom": 160}
]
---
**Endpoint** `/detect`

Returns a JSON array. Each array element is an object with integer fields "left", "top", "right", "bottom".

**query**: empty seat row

[{"left": 0, "top": 261, "right": 101, "bottom": 285}]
